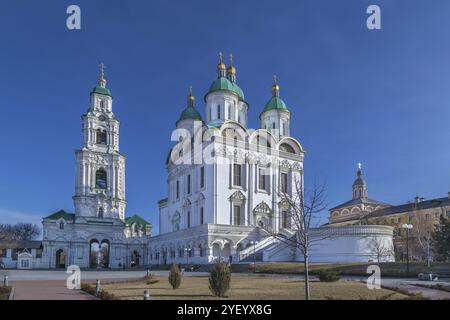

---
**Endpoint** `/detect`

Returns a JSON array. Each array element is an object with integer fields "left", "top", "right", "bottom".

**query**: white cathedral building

[{"left": 147, "top": 55, "right": 395, "bottom": 265}]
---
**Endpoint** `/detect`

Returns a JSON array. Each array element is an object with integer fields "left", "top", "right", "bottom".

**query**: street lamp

[
  {"left": 250, "top": 241, "right": 258, "bottom": 273},
  {"left": 402, "top": 224, "right": 413, "bottom": 274},
  {"left": 184, "top": 247, "right": 191, "bottom": 265}
]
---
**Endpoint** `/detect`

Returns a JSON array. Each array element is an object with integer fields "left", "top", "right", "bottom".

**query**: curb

[{"left": 8, "top": 287, "right": 15, "bottom": 300}]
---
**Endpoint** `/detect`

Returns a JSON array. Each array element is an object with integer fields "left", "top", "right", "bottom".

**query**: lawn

[
  {"left": 98, "top": 275, "right": 409, "bottom": 300},
  {"left": 0, "top": 287, "right": 11, "bottom": 300},
  {"left": 231, "top": 262, "right": 450, "bottom": 277}
]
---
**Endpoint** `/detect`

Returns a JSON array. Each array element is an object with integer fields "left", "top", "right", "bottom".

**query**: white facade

[
  {"left": 149, "top": 57, "right": 395, "bottom": 265},
  {"left": 37, "top": 70, "right": 150, "bottom": 269}
]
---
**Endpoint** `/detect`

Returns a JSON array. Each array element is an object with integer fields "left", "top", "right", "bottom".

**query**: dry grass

[
  {"left": 0, "top": 287, "right": 11, "bottom": 300},
  {"left": 232, "top": 262, "right": 450, "bottom": 278},
  {"left": 99, "top": 275, "right": 409, "bottom": 300}
]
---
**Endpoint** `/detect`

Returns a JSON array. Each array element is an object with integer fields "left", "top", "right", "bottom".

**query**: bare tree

[
  {"left": 11, "top": 223, "right": 41, "bottom": 241},
  {"left": 0, "top": 224, "right": 14, "bottom": 242},
  {"left": 368, "top": 237, "right": 394, "bottom": 264},
  {"left": 412, "top": 210, "right": 434, "bottom": 267},
  {"left": 269, "top": 177, "right": 331, "bottom": 300}
]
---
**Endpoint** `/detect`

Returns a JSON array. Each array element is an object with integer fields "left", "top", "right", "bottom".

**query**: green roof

[
  {"left": 263, "top": 96, "right": 289, "bottom": 112},
  {"left": 44, "top": 210, "right": 75, "bottom": 221},
  {"left": 177, "top": 106, "right": 202, "bottom": 123},
  {"left": 207, "top": 77, "right": 245, "bottom": 101},
  {"left": 125, "top": 214, "right": 151, "bottom": 226},
  {"left": 91, "top": 85, "right": 111, "bottom": 97}
]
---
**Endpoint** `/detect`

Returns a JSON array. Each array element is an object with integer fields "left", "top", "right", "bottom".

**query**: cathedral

[
  {"left": 147, "top": 54, "right": 394, "bottom": 264},
  {"left": 38, "top": 66, "right": 151, "bottom": 269}
]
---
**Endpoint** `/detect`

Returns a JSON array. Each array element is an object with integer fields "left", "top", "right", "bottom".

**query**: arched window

[
  {"left": 217, "top": 105, "right": 221, "bottom": 119},
  {"left": 96, "top": 169, "right": 107, "bottom": 189},
  {"left": 272, "top": 122, "right": 276, "bottom": 129},
  {"left": 200, "top": 207, "right": 204, "bottom": 225},
  {"left": 59, "top": 221, "right": 64, "bottom": 230},
  {"left": 187, "top": 211, "right": 191, "bottom": 228},
  {"left": 96, "top": 129, "right": 107, "bottom": 145},
  {"left": 98, "top": 207, "right": 104, "bottom": 218}
]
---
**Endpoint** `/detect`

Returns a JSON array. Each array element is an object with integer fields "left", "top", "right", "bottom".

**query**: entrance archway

[
  {"left": 55, "top": 249, "right": 66, "bottom": 269},
  {"left": 100, "top": 240, "right": 110, "bottom": 268},
  {"left": 131, "top": 250, "right": 140, "bottom": 267},
  {"left": 89, "top": 239, "right": 100, "bottom": 268}
]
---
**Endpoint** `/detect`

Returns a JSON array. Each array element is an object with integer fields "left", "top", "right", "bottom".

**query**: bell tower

[{"left": 73, "top": 64, "right": 126, "bottom": 220}]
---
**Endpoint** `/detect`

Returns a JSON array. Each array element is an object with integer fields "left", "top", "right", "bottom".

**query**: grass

[
  {"left": 230, "top": 262, "right": 450, "bottom": 278},
  {"left": 0, "top": 287, "right": 11, "bottom": 300},
  {"left": 98, "top": 275, "right": 410, "bottom": 300}
]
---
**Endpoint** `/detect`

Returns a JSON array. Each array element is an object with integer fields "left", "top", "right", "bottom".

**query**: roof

[
  {"left": 43, "top": 210, "right": 75, "bottom": 222},
  {"left": 330, "top": 197, "right": 390, "bottom": 211},
  {"left": 206, "top": 77, "right": 245, "bottom": 101},
  {"left": 0, "top": 240, "right": 42, "bottom": 250},
  {"left": 91, "top": 85, "right": 111, "bottom": 97},
  {"left": 368, "top": 196, "right": 450, "bottom": 219},
  {"left": 177, "top": 106, "right": 202, "bottom": 123},
  {"left": 263, "top": 96, "right": 289, "bottom": 113},
  {"left": 125, "top": 214, "right": 151, "bottom": 226}
]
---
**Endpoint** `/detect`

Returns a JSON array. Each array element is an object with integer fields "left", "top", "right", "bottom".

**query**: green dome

[
  {"left": 207, "top": 77, "right": 245, "bottom": 101},
  {"left": 92, "top": 85, "right": 111, "bottom": 97},
  {"left": 178, "top": 106, "right": 202, "bottom": 122},
  {"left": 263, "top": 96, "right": 289, "bottom": 112}
]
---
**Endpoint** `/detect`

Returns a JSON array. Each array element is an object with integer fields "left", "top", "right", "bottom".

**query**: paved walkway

[{"left": 12, "top": 280, "right": 97, "bottom": 300}]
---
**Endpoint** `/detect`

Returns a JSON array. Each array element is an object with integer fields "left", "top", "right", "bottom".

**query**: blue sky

[{"left": 1, "top": 0, "right": 450, "bottom": 233}]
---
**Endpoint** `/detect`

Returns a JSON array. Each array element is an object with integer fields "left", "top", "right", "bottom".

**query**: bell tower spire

[{"left": 352, "top": 162, "right": 368, "bottom": 199}]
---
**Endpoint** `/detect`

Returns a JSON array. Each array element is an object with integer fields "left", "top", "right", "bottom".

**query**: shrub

[
  {"left": 209, "top": 261, "right": 231, "bottom": 298},
  {"left": 314, "top": 269, "right": 341, "bottom": 282},
  {"left": 168, "top": 263, "right": 182, "bottom": 289},
  {"left": 143, "top": 274, "right": 159, "bottom": 285}
]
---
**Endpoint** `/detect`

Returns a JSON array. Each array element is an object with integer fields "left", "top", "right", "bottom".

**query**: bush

[
  {"left": 143, "top": 274, "right": 159, "bottom": 285},
  {"left": 168, "top": 263, "right": 182, "bottom": 289},
  {"left": 314, "top": 269, "right": 341, "bottom": 282},
  {"left": 209, "top": 261, "right": 231, "bottom": 298}
]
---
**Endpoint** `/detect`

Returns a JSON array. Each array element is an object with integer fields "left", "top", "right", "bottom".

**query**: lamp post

[
  {"left": 402, "top": 224, "right": 413, "bottom": 274},
  {"left": 184, "top": 248, "right": 191, "bottom": 265},
  {"left": 250, "top": 241, "right": 258, "bottom": 273}
]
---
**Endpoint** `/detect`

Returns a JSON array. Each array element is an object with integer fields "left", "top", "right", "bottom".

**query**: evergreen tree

[
  {"left": 208, "top": 261, "right": 231, "bottom": 298},
  {"left": 168, "top": 263, "right": 182, "bottom": 289},
  {"left": 432, "top": 216, "right": 450, "bottom": 261}
]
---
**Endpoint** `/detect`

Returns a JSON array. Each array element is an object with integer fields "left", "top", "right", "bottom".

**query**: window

[
  {"left": 98, "top": 207, "right": 104, "bottom": 218},
  {"left": 282, "top": 211, "right": 289, "bottom": 228},
  {"left": 217, "top": 105, "right": 221, "bottom": 119},
  {"left": 200, "top": 207, "right": 204, "bottom": 225},
  {"left": 199, "top": 245, "right": 204, "bottom": 257},
  {"left": 95, "top": 169, "right": 107, "bottom": 189},
  {"left": 59, "top": 221, "right": 65, "bottom": 230},
  {"left": 281, "top": 173, "right": 288, "bottom": 193},
  {"left": 12, "top": 249, "right": 18, "bottom": 261},
  {"left": 0, "top": 249, "right": 6, "bottom": 258},
  {"left": 233, "top": 205, "right": 241, "bottom": 225},
  {"left": 228, "top": 104, "right": 231, "bottom": 119},
  {"left": 233, "top": 164, "right": 242, "bottom": 186},
  {"left": 200, "top": 167, "right": 205, "bottom": 188},
  {"left": 21, "top": 260, "right": 29, "bottom": 268},
  {"left": 187, "top": 211, "right": 191, "bottom": 228},
  {"left": 176, "top": 180, "right": 180, "bottom": 199},
  {"left": 272, "top": 122, "right": 276, "bottom": 129},
  {"left": 258, "top": 168, "right": 266, "bottom": 190},
  {"left": 425, "top": 214, "right": 431, "bottom": 221},
  {"left": 36, "top": 247, "right": 43, "bottom": 258},
  {"left": 96, "top": 129, "right": 107, "bottom": 145},
  {"left": 187, "top": 174, "right": 191, "bottom": 194}
]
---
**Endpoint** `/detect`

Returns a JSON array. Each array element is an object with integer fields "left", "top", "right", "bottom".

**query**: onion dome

[
  {"left": 177, "top": 86, "right": 202, "bottom": 124},
  {"left": 91, "top": 63, "right": 111, "bottom": 96},
  {"left": 263, "top": 76, "right": 289, "bottom": 112},
  {"left": 205, "top": 52, "right": 245, "bottom": 101}
]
